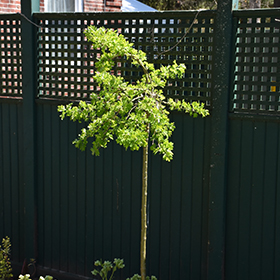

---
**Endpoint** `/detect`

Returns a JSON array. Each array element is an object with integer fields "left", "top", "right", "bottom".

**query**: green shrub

[
  {"left": 91, "top": 259, "right": 125, "bottom": 280},
  {"left": 127, "top": 274, "right": 157, "bottom": 280},
  {"left": 0, "top": 237, "right": 13, "bottom": 280}
]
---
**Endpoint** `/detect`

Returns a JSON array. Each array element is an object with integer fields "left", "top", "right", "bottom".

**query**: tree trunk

[
  {"left": 249, "top": 0, "right": 261, "bottom": 8},
  {"left": 275, "top": 0, "right": 280, "bottom": 7},
  {"left": 140, "top": 141, "right": 149, "bottom": 280}
]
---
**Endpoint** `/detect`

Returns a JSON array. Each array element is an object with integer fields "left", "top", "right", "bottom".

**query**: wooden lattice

[
  {"left": 231, "top": 10, "right": 280, "bottom": 114},
  {"left": 0, "top": 15, "right": 22, "bottom": 97},
  {"left": 35, "top": 11, "right": 215, "bottom": 106}
]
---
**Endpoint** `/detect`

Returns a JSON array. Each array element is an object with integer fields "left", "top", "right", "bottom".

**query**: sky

[{"left": 121, "top": 0, "right": 156, "bottom": 11}]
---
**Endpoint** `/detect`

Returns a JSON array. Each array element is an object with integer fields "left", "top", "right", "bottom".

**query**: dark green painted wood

[
  {"left": 121, "top": 149, "right": 132, "bottom": 277},
  {"left": 21, "top": 0, "right": 39, "bottom": 261},
  {"left": 250, "top": 122, "right": 265, "bottom": 280},
  {"left": 112, "top": 144, "right": 122, "bottom": 261},
  {"left": 85, "top": 150, "right": 95, "bottom": 277},
  {"left": 261, "top": 122, "right": 278, "bottom": 280},
  {"left": 43, "top": 104, "right": 52, "bottom": 269},
  {"left": 208, "top": 0, "right": 233, "bottom": 279},
  {"left": 36, "top": 103, "right": 44, "bottom": 267},
  {"left": 1, "top": 8, "right": 280, "bottom": 280},
  {"left": 93, "top": 151, "right": 104, "bottom": 262},
  {"left": 225, "top": 119, "right": 242, "bottom": 280},
  {"left": 2, "top": 103, "right": 12, "bottom": 238},
  {"left": 103, "top": 145, "right": 113, "bottom": 260},
  {"left": 191, "top": 117, "right": 205, "bottom": 280},
  {"left": 51, "top": 105, "right": 60, "bottom": 271},
  {"left": 159, "top": 159, "right": 172, "bottom": 279},
  {"left": 148, "top": 152, "right": 161, "bottom": 278},
  {"left": 10, "top": 103, "right": 21, "bottom": 262},
  {"left": 130, "top": 151, "right": 141, "bottom": 275},
  {"left": 76, "top": 142, "right": 86, "bottom": 276},
  {"left": 201, "top": 117, "right": 211, "bottom": 280},
  {"left": 180, "top": 115, "right": 194, "bottom": 280},
  {"left": 59, "top": 114, "right": 70, "bottom": 272},
  {"left": 226, "top": 118, "right": 280, "bottom": 280},
  {"left": 0, "top": 104, "right": 3, "bottom": 240},
  {"left": 235, "top": 119, "right": 252, "bottom": 280},
  {"left": 68, "top": 121, "right": 78, "bottom": 274},
  {"left": 169, "top": 113, "right": 183, "bottom": 280},
  {"left": 275, "top": 140, "right": 280, "bottom": 280},
  {"left": 0, "top": 101, "right": 24, "bottom": 263}
]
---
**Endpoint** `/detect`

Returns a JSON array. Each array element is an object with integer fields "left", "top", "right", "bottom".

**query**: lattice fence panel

[
  {"left": 0, "top": 15, "right": 22, "bottom": 97},
  {"left": 231, "top": 11, "right": 280, "bottom": 114},
  {"left": 35, "top": 11, "right": 215, "bottom": 106}
]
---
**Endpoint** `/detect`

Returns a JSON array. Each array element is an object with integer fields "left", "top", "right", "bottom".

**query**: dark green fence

[{"left": 1, "top": 6, "right": 280, "bottom": 280}]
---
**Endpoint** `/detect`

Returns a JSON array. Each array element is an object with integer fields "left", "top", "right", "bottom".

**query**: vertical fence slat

[
  {"left": 275, "top": 141, "right": 280, "bottom": 280},
  {"left": 37, "top": 104, "right": 44, "bottom": 266},
  {"left": 225, "top": 118, "right": 242, "bottom": 280},
  {"left": 2, "top": 104, "right": 12, "bottom": 237},
  {"left": 10, "top": 104, "right": 20, "bottom": 262},
  {"left": 148, "top": 153, "right": 161, "bottom": 278},
  {"left": 249, "top": 122, "right": 265, "bottom": 280},
  {"left": 43, "top": 104, "right": 52, "bottom": 269},
  {"left": 159, "top": 161, "right": 171, "bottom": 279},
  {"left": 85, "top": 151, "right": 95, "bottom": 277},
  {"left": 130, "top": 151, "right": 141, "bottom": 275},
  {"left": 121, "top": 150, "right": 132, "bottom": 277},
  {"left": 169, "top": 113, "right": 183, "bottom": 280},
  {"left": 59, "top": 118, "right": 69, "bottom": 272},
  {"left": 68, "top": 122, "right": 78, "bottom": 274},
  {"left": 191, "top": 117, "right": 205, "bottom": 280},
  {"left": 238, "top": 119, "right": 253, "bottom": 280},
  {"left": 261, "top": 122, "right": 278, "bottom": 280},
  {"left": 93, "top": 152, "right": 104, "bottom": 261},
  {"left": 180, "top": 116, "right": 194, "bottom": 280},
  {"left": 0, "top": 104, "right": 3, "bottom": 240},
  {"left": 112, "top": 144, "right": 122, "bottom": 261},
  {"left": 51, "top": 105, "right": 60, "bottom": 271},
  {"left": 103, "top": 146, "right": 113, "bottom": 260},
  {"left": 77, "top": 146, "right": 86, "bottom": 276}
]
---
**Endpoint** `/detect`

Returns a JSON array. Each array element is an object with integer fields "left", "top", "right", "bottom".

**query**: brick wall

[
  {"left": 84, "top": 0, "right": 122, "bottom": 12},
  {"left": 0, "top": 0, "right": 21, "bottom": 13},
  {"left": 39, "top": 0, "right": 45, "bottom": 12},
  {"left": 0, "top": 0, "right": 121, "bottom": 13}
]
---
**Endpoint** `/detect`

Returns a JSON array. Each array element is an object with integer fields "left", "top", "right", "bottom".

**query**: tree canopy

[{"left": 139, "top": 0, "right": 274, "bottom": 11}]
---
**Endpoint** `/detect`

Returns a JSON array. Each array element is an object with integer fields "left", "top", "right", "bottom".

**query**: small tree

[{"left": 58, "top": 26, "right": 209, "bottom": 280}]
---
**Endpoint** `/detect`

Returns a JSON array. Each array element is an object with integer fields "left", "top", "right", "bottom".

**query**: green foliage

[
  {"left": 0, "top": 237, "right": 13, "bottom": 280},
  {"left": 18, "top": 275, "right": 31, "bottom": 280},
  {"left": 19, "top": 275, "right": 55, "bottom": 280},
  {"left": 239, "top": 0, "right": 273, "bottom": 8},
  {"left": 139, "top": 0, "right": 274, "bottom": 11},
  {"left": 127, "top": 274, "right": 157, "bottom": 280},
  {"left": 58, "top": 26, "right": 209, "bottom": 162},
  {"left": 91, "top": 259, "right": 125, "bottom": 280},
  {"left": 139, "top": 0, "right": 216, "bottom": 10}
]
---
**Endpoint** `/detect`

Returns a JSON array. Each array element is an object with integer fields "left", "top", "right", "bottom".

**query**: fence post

[
  {"left": 207, "top": 0, "right": 233, "bottom": 279},
  {"left": 21, "top": 0, "right": 39, "bottom": 262}
]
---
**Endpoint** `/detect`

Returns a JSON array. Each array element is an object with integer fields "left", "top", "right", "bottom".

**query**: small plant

[
  {"left": 19, "top": 275, "right": 55, "bottom": 280},
  {"left": 91, "top": 259, "right": 125, "bottom": 280},
  {"left": 0, "top": 237, "right": 13, "bottom": 280},
  {"left": 127, "top": 275, "right": 157, "bottom": 280}
]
